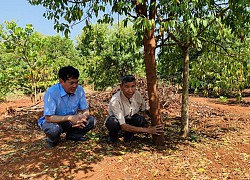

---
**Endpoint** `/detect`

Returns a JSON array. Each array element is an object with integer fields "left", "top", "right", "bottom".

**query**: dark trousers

[
  {"left": 105, "top": 114, "right": 147, "bottom": 141},
  {"left": 41, "top": 116, "right": 96, "bottom": 144}
]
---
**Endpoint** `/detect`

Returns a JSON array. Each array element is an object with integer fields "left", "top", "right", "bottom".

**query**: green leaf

[{"left": 202, "top": 20, "right": 208, "bottom": 27}]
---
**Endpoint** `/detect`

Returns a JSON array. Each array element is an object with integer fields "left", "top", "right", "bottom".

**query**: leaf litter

[{"left": 0, "top": 79, "right": 249, "bottom": 179}]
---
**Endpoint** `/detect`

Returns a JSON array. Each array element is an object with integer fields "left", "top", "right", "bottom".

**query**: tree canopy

[
  {"left": 0, "top": 21, "right": 80, "bottom": 101},
  {"left": 76, "top": 23, "right": 144, "bottom": 90}
]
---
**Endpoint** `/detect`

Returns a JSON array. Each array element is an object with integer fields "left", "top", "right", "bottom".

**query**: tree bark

[
  {"left": 143, "top": 29, "right": 164, "bottom": 146},
  {"left": 181, "top": 46, "right": 190, "bottom": 137},
  {"left": 136, "top": 0, "right": 164, "bottom": 145}
]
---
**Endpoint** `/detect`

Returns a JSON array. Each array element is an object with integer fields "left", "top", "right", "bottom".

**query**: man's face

[
  {"left": 60, "top": 77, "right": 78, "bottom": 94},
  {"left": 121, "top": 81, "right": 136, "bottom": 99}
]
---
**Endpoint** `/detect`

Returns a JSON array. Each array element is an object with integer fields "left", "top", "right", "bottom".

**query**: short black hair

[
  {"left": 58, "top": 66, "right": 79, "bottom": 81},
  {"left": 121, "top": 75, "right": 136, "bottom": 85}
]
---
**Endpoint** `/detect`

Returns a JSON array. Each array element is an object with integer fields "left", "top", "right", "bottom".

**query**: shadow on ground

[{"left": 0, "top": 108, "right": 185, "bottom": 179}]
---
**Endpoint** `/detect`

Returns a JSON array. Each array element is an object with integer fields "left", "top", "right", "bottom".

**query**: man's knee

[
  {"left": 131, "top": 114, "right": 147, "bottom": 127},
  {"left": 105, "top": 115, "right": 120, "bottom": 132},
  {"left": 42, "top": 123, "right": 61, "bottom": 138},
  {"left": 86, "top": 116, "right": 97, "bottom": 129}
]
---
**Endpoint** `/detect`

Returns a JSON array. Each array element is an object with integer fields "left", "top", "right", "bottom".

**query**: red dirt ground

[{"left": 0, "top": 92, "right": 249, "bottom": 180}]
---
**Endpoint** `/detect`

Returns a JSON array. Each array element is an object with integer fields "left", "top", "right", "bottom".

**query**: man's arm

[
  {"left": 45, "top": 115, "right": 76, "bottom": 123},
  {"left": 45, "top": 114, "right": 87, "bottom": 128},
  {"left": 120, "top": 123, "right": 164, "bottom": 135},
  {"left": 78, "top": 109, "right": 90, "bottom": 118}
]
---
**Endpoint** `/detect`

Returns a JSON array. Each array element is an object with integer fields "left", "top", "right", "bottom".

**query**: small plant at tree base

[
  {"left": 189, "top": 134, "right": 199, "bottom": 142},
  {"left": 219, "top": 96, "right": 227, "bottom": 103},
  {"left": 236, "top": 92, "right": 242, "bottom": 103}
]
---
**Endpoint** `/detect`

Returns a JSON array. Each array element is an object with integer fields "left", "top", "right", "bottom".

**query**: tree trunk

[
  {"left": 136, "top": 0, "right": 164, "bottom": 145},
  {"left": 143, "top": 29, "right": 165, "bottom": 146},
  {"left": 181, "top": 46, "right": 190, "bottom": 137}
]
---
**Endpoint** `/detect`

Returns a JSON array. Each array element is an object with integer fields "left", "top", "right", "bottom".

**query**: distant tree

[
  {"left": 0, "top": 21, "right": 81, "bottom": 101},
  {"left": 158, "top": 28, "right": 250, "bottom": 100},
  {"left": 0, "top": 21, "right": 47, "bottom": 102},
  {"left": 0, "top": 44, "right": 17, "bottom": 100},
  {"left": 76, "top": 23, "right": 144, "bottom": 90},
  {"left": 154, "top": 1, "right": 250, "bottom": 137},
  {"left": 42, "top": 35, "right": 83, "bottom": 85},
  {"left": 189, "top": 34, "right": 250, "bottom": 100}
]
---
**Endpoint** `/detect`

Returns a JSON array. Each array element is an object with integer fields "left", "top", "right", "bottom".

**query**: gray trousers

[{"left": 41, "top": 116, "right": 96, "bottom": 144}]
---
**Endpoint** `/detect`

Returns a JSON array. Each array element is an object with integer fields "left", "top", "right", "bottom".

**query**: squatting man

[
  {"left": 105, "top": 75, "right": 164, "bottom": 142},
  {"left": 38, "top": 66, "right": 96, "bottom": 148}
]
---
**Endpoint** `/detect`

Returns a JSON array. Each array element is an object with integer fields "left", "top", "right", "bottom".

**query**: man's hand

[
  {"left": 70, "top": 114, "right": 88, "bottom": 129},
  {"left": 148, "top": 124, "right": 164, "bottom": 135}
]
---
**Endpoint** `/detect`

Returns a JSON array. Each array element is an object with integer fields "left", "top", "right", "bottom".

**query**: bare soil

[{"left": 0, "top": 89, "right": 249, "bottom": 180}]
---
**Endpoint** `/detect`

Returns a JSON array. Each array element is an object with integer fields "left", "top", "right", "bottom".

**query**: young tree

[
  {"left": 0, "top": 21, "right": 47, "bottom": 102},
  {"left": 28, "top": 0, "right": 250, "bottom": 143},
  {"left": 0, "top": 45, "right": 17, "bottom": 100},
  {"left": 42, "top": 34, "right": 83, "bottom": 85},
  {"left": 76, "top": 23, "right": 144, "bottom": 90},
  {"left": 0, "top": 21, "right": 81, "bottom": 102},
  {"left": 189, "top": 35, "right": 250, "bottom": 99},
  {"left": 154, "top": 1, "right": 250, "bottom": 137}
]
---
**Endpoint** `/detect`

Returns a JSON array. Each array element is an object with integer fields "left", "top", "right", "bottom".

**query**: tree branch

[
  {"left": 127, "top": 12, "right": 137, "bottom": 19},
  {"left": 205, "top": 40, "right": 235, "bottom": 57},
  {"left": 196, "top": 6, "right": 230, "bottom": 38},
  {"left": 167, "top": 30, "right": 183, "bottom": 47},
  {"left": 156, "top": 42, "right": 177, "bottom": 49},
  {"left": 68, "top": 0, "right": 87, "bottom": 4}
]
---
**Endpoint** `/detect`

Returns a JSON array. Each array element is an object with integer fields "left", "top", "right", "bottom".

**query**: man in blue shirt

[{"left": 38, "top": 66, "right": 96, "bottom": 148}]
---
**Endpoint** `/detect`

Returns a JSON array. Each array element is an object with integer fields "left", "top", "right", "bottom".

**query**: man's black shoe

[
  {"left": 46, "top": 141, "right": 59, "bottom": 149},
  {"left": 123, "top": 133, "right": 134, "bottom": 142},
  {"left": 107, "top": 136, "right": 118, "bottom": 143},
  {"left": 66, "top": 136, "right": 88, "bottom": 142}
]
